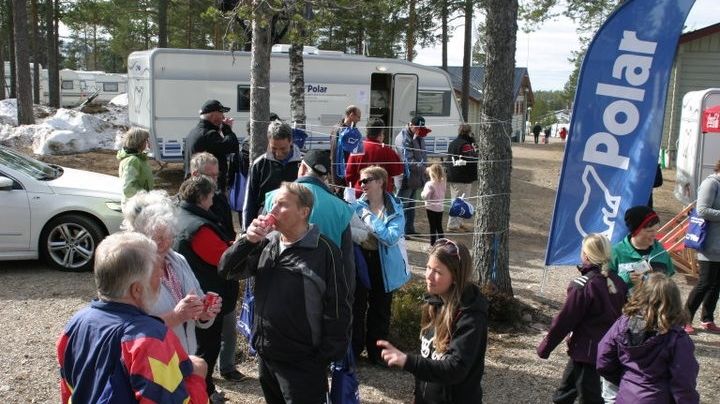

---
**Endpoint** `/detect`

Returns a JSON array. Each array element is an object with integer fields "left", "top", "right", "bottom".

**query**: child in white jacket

[{"left": 421, "top": 163, "right": 447, "bottom": 245}]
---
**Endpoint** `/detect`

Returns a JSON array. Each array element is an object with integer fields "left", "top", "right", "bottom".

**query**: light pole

[{"left": 523, "top": 87, "right": 530, "bottom": 143}]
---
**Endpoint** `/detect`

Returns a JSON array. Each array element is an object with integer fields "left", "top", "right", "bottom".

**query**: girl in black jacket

[{"left": 377, "top": 239, "right": 488, "bottom": 403}]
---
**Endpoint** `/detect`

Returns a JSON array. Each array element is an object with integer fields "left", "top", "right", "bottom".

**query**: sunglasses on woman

[
  {"left": 359, "top": 177, "right": 377, "bottom": 186},
  {"left": 433, "top": 238, "right": 461, "bottom": 263}
]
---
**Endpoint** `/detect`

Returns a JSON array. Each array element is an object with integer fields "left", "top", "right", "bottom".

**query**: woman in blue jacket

[{"left": 351, "top": 165, "right": 410, "bottom": 365}]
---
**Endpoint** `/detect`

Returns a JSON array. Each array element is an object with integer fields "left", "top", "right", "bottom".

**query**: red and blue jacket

[{"left": 57, "top": 299, "right": 208, "bottom": 403}]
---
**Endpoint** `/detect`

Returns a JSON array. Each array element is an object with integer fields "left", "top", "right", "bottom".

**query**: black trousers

[
  {"left": 552, "top": 359, "right": 603, "bottom": 404},
  {"left": 534, "top": 133, "right": 540, "bottom": 144},
  {"left": 352, "top": 248, "right": 394, "bottom": 363},
  {"left": 686, "top": 260, "right": 720, "bottom": 323},
  {"left": 258, "top": 355, "right": 328, "bottom": 404},
  {"left": 195, "top": 315, "right": 224, "bottom": 395},
  {"left": 426, "top": 209, "right": 444, "bottom": 245}
]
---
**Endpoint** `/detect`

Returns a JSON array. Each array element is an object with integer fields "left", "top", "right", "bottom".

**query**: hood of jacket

[
  {"left": 613, "top": 315, "right": 685, "bottom": 368},
  {"left": 262, "top": 144, "right": 303, "bottom": 164},
  {"left": 116, "top": 148, "right": 148, "bottom": 161},
  {"left": 356, "top": 191, "right": 403, "bottom": 220}
]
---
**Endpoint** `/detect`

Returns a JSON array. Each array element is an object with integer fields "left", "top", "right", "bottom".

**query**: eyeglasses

[
  {"left": 433, "top": 238, "right": 461, "bottom": 263},
  {"left": 359, "top": 177, "right": 377, "bottom": 186}
]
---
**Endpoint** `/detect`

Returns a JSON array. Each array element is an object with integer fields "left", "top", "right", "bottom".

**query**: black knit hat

[{"left": 624, "top": 205, "right": 659, "bottom": 236}]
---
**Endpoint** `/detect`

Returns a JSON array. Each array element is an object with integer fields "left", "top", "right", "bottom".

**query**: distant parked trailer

[{"left": 39, "top": 69, "right": 127, "bottom": 107}]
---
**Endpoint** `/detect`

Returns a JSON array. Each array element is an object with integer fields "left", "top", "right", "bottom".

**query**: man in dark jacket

[
  {"left": 532, "top": 123, "right": 542, "bottom": 144},
  {"left": 242, "top": 120, "right": 302, "bottom": 228},
  {"left": 446, "top": 124, "right": 478, "bottom": 231},
  {"left": 394, "top": 115, "right": 429, "bottom": 235},
  {"left": 219, "top": 183, "right": 351, "bottom": 404},
  {"left": 185, "top": 99, "right": 239, "bottom": 193}
]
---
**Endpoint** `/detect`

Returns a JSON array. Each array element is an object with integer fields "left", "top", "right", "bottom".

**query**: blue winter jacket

[{"left": 352, "top": 192, "right": 410, "bottom": 292}]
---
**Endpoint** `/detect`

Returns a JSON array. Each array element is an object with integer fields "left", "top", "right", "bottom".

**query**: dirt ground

[{"left": 1, "top": 138, "right": 718, "bottom": 403}]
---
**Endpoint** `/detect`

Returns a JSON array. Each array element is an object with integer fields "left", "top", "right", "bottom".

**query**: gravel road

[{"left": 1, "top": 139, "right": 718, "bottom": 403}]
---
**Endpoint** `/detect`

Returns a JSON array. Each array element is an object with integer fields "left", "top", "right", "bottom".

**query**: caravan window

[
  {"left": 61, "top": 80, "right": 74, "bottom": 90},
  {"left": 417, "top": 90, "right": 451, "bottom": 116},
  {"left": 103, "top": 82, "right": 119, "bottom": 92},
  {"left": 237, "top": 85, "right": 250, "bottom": 112}
]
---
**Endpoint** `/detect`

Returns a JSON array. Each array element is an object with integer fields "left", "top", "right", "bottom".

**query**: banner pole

[{"left": 540, "top": 265, "right": 550, "bottom": 296}]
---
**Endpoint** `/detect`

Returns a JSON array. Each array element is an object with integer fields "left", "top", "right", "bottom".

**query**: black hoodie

[{"left": 404, "top": 285, "right": 488, "bottom": 404}]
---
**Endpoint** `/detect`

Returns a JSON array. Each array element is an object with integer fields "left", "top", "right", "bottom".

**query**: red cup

[
  {"left": 203, "top": 292, "right": 219, "bottom": 312},
  {"left": 264, "top": 213, "right": 277, "bottom": 227}
]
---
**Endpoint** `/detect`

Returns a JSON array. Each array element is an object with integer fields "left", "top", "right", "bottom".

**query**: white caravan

[
  {"left": 674, "top": 88, "right": 720, "bottom": 204},
  {"left": 127, "top": 47, "right": 464, "bottom": 162},
  {"left": 40, "top": 69, "right": 127, "bottom": 107}
]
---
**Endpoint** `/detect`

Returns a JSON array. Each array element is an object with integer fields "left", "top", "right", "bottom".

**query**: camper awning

[{"left": 702, "top": 104, "right": 720, "bottom": 133}]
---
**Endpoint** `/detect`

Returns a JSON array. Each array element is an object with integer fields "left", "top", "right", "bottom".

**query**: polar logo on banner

[{"left": 574, "top": 166, "right": 621, "bottom": 239}]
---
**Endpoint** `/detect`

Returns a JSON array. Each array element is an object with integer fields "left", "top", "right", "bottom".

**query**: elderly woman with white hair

[{"left": 122, "top": 190, "right": 221, "bottom": 355}]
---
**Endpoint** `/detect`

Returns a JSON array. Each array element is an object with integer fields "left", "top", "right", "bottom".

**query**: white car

[{"left": 0, "top": 146, "right": 124, "bottom": 271}]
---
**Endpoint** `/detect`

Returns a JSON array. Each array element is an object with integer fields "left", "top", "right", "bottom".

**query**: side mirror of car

[{"left": 0, "top": 176, "right": 14, "bottom": 191}]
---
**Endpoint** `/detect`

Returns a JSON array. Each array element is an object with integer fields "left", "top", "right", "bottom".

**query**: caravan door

[{"left": 391, "top": 74, "right": 418, "bottom": 133}]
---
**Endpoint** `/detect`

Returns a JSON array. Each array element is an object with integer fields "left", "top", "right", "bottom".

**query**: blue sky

[{"left": 414, "top": 0, "right": 719, "bottom": 91}]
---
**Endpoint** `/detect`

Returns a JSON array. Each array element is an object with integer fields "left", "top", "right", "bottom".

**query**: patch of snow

[
  {"left": 33, "top": 109, "right": 121, "bottom": 155},
  {"left": 109, "top": 93, "right": 128, "bottom": 106},
  {"left": 0, "top": 99, "right": 18, "bottom": 126},
  {"left": 0, "top": 98, "right": 128, "bottom": 155}
]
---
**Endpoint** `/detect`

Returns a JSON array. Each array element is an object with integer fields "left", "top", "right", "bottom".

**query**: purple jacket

[
  {"left": 596, "top": 315, "right": 699, "bottom": 404},
  {"left": 537, "top": 264, "right": 627, "bottom": 364}
]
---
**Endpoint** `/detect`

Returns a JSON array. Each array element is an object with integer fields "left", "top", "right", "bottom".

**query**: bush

[{"left": 389, "top": 280, "right": 426, "bottom": 352}]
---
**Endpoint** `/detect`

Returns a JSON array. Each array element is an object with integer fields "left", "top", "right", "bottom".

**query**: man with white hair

[
  {"left": 189, "top": 152, "right": 246, "bottom": 383},
  {"left": 185, "top": 99, "right": 239, "bottom": 192},
  {"left": 56, "top": 232, "right": 208, "bottom": 403}
]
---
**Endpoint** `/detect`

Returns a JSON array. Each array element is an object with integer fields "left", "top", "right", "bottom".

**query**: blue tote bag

[
  {"left": 329, "top": 348, "right": 360, "bottom": 404},
  {"left": 236, "top": 278, "right": 256, "bottom": 356},
  {"left": 685, "top": 209, "right": 707, "bottom": 250}
]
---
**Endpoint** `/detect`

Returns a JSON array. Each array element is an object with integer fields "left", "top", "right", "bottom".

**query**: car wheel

[{"left": 40, "top": 214, "right": 106, "bottom": 272}]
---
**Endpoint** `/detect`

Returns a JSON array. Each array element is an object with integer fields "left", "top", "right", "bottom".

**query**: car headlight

[{"left": 105, "top": 202, "right": 123, "bottom": 212}]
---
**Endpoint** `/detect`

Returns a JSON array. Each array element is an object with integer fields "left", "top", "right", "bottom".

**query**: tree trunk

[
  {"left": 186, "top": 0, "right": 192, "bottom": 49},
  {"left": 158, "top": 0, "right": 168, "bottom": 48},
  {"left": 0, "top": 43, "right": 5, "bottom": 100},
  {"left": 249, "top": 0, "right": 271, "bottom": 161},
  {"left": 472, "top": 0, "right": 517, "bottom": 296},
  {"left": 8, "top": 0, "right": 17, "bottom": 98},
  {"left": 289, "top": 43, "right": 306, "bottom": 127},
  {"left": 460, "top": 0, "right": 472, "bottom": 121},
  {"left": 441, "top": 0, "right": 448, "bottom": 71},
  {"left": 31, "top": 0, "right": 40, "bottom": 103},
  {"left": 12, "top": 0, "right": 35, "bottom": 124},
  {"left": 406, "top": 0, "right": 416, "bottom": 61},
  {"left": 46, "top": 0, "right": 59, "bottom": 107}
]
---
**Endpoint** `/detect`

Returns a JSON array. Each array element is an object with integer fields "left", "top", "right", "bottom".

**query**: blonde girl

[
  {"left": 421, "top": 163, "right": 447, "bottom": 245},
  {"left": 537, "top": 233, "right": 627, "bottom": 403}
]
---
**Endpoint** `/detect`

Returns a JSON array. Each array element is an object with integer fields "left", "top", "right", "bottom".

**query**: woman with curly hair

[{"left": 597, "top": 273, "right": 699, "bottom": 404}]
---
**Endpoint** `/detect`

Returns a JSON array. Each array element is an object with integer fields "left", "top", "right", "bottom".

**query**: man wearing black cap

[
  {"left": 609, "top": 205, "right": 675, "bottom": 290},
  {"left": 394, "top": 115, "right": 430, "bottom": 235},
  {"left": 185, "top": 99, "right": 239, "bottom": 193}
]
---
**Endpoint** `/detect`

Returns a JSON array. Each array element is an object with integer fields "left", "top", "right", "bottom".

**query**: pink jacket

[{"left": 421, "top": 179, "right": 446, "bottom": 212}]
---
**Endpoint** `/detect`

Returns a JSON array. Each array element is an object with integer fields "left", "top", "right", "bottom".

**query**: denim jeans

[{"left": 397, "top": 188, "right": 417, "bottom": 234}]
